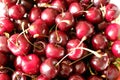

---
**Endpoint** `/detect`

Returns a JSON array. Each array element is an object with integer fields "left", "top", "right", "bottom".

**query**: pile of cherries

[{"left": 0, "top": 0, "right": 120, "bottom": 80}]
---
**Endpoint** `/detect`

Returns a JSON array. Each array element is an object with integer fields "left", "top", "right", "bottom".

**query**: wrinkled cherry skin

[
  {"left": 8, "top": 5, "right": 25, "bottom": 20},
  {"left": 103, "top": 64, "right": 120, "bottom": 80},
  {"left": 105, "top": 3, "right": 119, "bottom": 22},
  {"left": 0, "top": 36, "right": 10, "bottom": 53},
  {"left": 55, "top": 12, "right": 74, "bottom": 31},
  {"left": 41, "top": 8, "right": 58, "bottom": 27},
  {"left": 90, "top": 52, "right": 109, "bottom": 71},
  {"left": 76, "top": 21, "right": 94, "bottom": 39},
  {"left": 0, "top": 19, "right": 14, "bottom": 35},
  {"left": 85, "top": 7, "right": 102, "bottom": 24},
  {"left": 111, "top": 40, "right": 120, "bottom": 57},
  {"left": 7, "top": 34, "right": 30, "bottom": 56},
  {"left": 40, "top": 58, "right": 59, "bottom": 79},
  {"left": 105, "top": 23, "right": 120, "bottom": 41},
  {"left": 87, "top": 75, "right": 103, "bottom": 80},
  {"left": 45, "top": 43, "right": 65, "bottom": 59},
  {"left": 68, "top": 2, "right": 84, "bottom": 17},
  {"left": 68, "top": 74, "right": 84, "bottom": 80},
  {"left": 92, "top": 33, "right": 108, "bottom": 50},
  {"left": 66, "top": 38, "right": 86, "bottom": 60},
  {"left": 0, "top": 73, "right": 11, "bottom": 80},
  {"left": 12, "top": 71, "right": 27, "bottom": 80},
  {"left": 28, "top": 19, "right": 48, "bottom": 39},
  {"left": 21, "top": 54, "right": 41, "bottom": 75},
  {"left": 29, "top": 7, "right": 41, "bottom": 22},
  {"left": 49, "top": 30, "right": 68, "bottom": 46}
]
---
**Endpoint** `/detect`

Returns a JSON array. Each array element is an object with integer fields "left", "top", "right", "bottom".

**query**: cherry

[
  {"left": 92, "top": 33, "right": 108, "bottom": 50},
  {"left": 55, "top": 12, "right": 74, "bottom": 31},
  {"left": 41, "top": 8, "right": 58, "bottom": 27},
  {"left": 111, "top": 40, "right": 120, "bottom": 57},
  {"left": 0, "top": 73, "right": 11, "bottom": 80},
  {"left": 90, "top": 52, "right": 109, "bottom": 71},
  {"left": 40, "top": 58, "right": 59, "bottom": 79},
  {"left": 66, "top": 0, "right": 79, "bottom": 5},
  {"left": 46, "top": 43, "right": 65, "bottom": 59},
  {"left": 92, "top": 0, "right": 110, "bottom": 7},
  {"left": 7, "top": 33, "right": 30, "bottom": 56},
  {"left": 0, "top": 36, "right": 10, "bottom": 53},
  {"left": 105, "top": 3, "right": 119, "bottom": 22},
  {"left": 102, "top": 64, "right": 120, "bottom": 80},
  {"left": 12, "top": 70, "right": 27, "bottom": 80},
  {"left": 68, "top": 2, "right": 84, "bottom": 17},
  {"left": 85, "top": 7, "right": 102, "bottom": 24},
  {"left": 97, "top": 21, "right": 109, "bottom": 31},
  {"left": 0, "top": 19, "right": 14, "bottom": 35},
  {"left": 36, "top": 0, "right": 52, "bottom": 4},
  {"left": 21, "top": 54, "right": 41, "bottom": 75},
  {"left": 105, "top": 23, "right": 120, "bottom": 41},
  {"left": 28, "top": 7, "right": 41, "bottom": 22},
  {"left": 87, "top": 75, "right": 103, "bottom": 80},
  {"left": 8, "top": 4, "right": 25, "bottom": 20},
  {"left": 75, "top": 21, "right": 94, "bottom": 40},
  {"left": 0, "top": 52, "right": 8, "bottom": 66},
  {"left": 49, "top": 30, "right": 68, "bottom": 46},
  {"left": 36, "top": 75, "right": 50, "bottom": 80},
  {"left": 68, "top": 74, "right": 84, "bottom": 80},
  {"left": 28, "top": 19, "right": 48, "bottom": 39}
]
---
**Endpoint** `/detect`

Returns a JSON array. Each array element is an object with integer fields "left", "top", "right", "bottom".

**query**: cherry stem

[
  {"left": 87, "top": 63, "right": 95, "bottom": 75},
  {"left": 0, "top": 66, "right": 14, "bottom": 72},
  {"left": 69, "top": 53, "right": 92, "bottom": 65}
]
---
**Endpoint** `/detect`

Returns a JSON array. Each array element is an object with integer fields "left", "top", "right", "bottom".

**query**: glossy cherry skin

[
  {"left": 87, "top": 75, "right": 103, "bottom": 80},
  {"left": 51, "top": 0, "right": 67, "bottom": 12},
  {"left": 12, "top": 70, "right": 27, "bottom": 80},
  {"left": 90, "top": 52, "right": 109, "bottom": 71},
  {"left": 66, "top": 38, "right": 86, "bottom": 60},
  {"left": 102, "top": 64, "right": 120, "bottom": 80},
  {"left": 40, "top": 58, "right": 59, "bottom": 79},
  {"left": 0, "top": 73, "right": 11, "bottom": 80},
  {"left": 49, "top": 30, "right": 68, "bottom": 46},
  {"left": 0, "top": 19, "right": 14, "bottom": 35},
  {"left": 0, "top": 36, "right": 10, "bottom": 53},
  {"left": 68, "top": 2, "right": 84, "bottom": 17},
  {"left": 36, "top": 75, "right": 50, "bottom": 80},
  {"left": 111, "top": 40, "right": 120, "bottom": 57},
  {"left": 75, "top": 21, "right": 94, "bottom": 39},
  {"left": 68, "top": 74, "right": 84, "bottom": 80},
  {"left": 29, "top": 7, "right": 41, "bottom": 22},
  {"left": 92, "top": 33, "right": 108, "bottom": 50},
  {"left": 28, "top": 19, "right": 48, "bottom": 39},
  {"left": 46, "top": 43, "right": 65, "bottom": 59},
  {"left": 21, "top": 54, "right": 41, "bottom": 75},
  {"left": 92, "top": 0, "right": 110, "bottom": 7},
  {"left": 8, "top": 4, "right": 25, "bottom": 20},
  {"left": 85, "top": 7, "right": 102, "bottom": 24},
  {"left": 97, "top": 21, "right": 109, "bottom": 30},
  {"left": 41, "top": 8, "right": 58, "bottom": 27},
  {"left": 105, "top": 3, "right": 119, "bottom": 22},
  {"left": 66, "top": 0, "right": 79, "bottom": 5},
  {"left": 55, "top": 12, "right": 74, "bottom": 31},
  {"left": 105, "top": 23, "right": 120, "bottom": 41},
  {"left": 7, "top": 33, "right": 30, "bottom": 56},
  {"left": 0, "top": 52, "right": 8, "bottom": 66}
]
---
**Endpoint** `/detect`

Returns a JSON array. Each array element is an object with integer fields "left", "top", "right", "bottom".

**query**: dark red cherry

[
  {"left": 41, "top": 8, "right": 58, "bottom": 27},
  {"left": 8, "top": 4, "right": 25, "bottom": 20},
  {"left": 105, "top": 23, "right": 120, "bottom": 41},
  {"left": 105, "top": 3, "right": 119, "bottom": 22},
  {"left": 111, "top": 40, "right": 120, "bottom": 57},
  {"left": 69, "top": 74, "right": 84, "bottom": 80},
  {"left": 40, "top": 58, "right": 59, "bottom": 79},
  {"left": 36, "top": 75, "right": 50, "bottom": 80},
  {"left": 68, "top": 2, "right": 84, "bottom": 17},
  {"left": 85, "top": 7, "right": 102, "bottom": 24},
  {"left": 55, "top": 12, "right": 74, "bottom": 31},
  {"left": 7, "top": 33, "right": 30, "bottom": 56},
  {"left": 90, "top": 52, "right": 109, "bottom": 71},
  {"left": 92, "top": 33, "right": 108, "bottom": 50},
  {"left": 28, "top": 19, "right": 48, "bottom": 39},
  {"left": 0, "top": 73, "right": 10, "bottom": 80},
  {"left": 87, "top": 75, "right": 103, "bottom": 80},
  {"left": 97, "top": 21, "right": 109, "bottom": 30},
  {"left": 0, "top": 52, "right": 8, "bottom": 66},
  {"left": 66, "top": 0, "right": 79, "bottom": 5},
  {"left": 49, "top": 30, "right": 68, "bottom": 46},
  {"left": 76, "top": 21, "right": 94, "bottom": 39},
  {"left": 29, "top": 7, "right": 41, "bottom": 22}
]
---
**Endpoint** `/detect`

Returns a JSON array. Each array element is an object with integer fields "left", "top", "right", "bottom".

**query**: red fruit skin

[
  {"left": 37, "top": 75, "right": 50, "bottom": 80},
  {"left": 7, "top": 34, "right": 30, "bottom": 56},
  {"left": 0, "top": 73, "right": 10, "bottom": 80},
  {"left": 21, "top": 54, "right": 41, "bottom": 75},
  {"left": 0, "top": 52, "right": 8, "bottom": 66}
]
